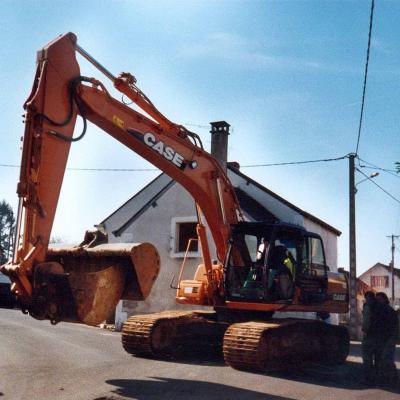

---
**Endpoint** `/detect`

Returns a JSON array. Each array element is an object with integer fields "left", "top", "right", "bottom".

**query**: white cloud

[{"left": 180, "top": 32, "right": 351, "bottom": 73}]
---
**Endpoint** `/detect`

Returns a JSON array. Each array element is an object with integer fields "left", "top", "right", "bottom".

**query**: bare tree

[{"left": 0, "top": 200, "right": 15, "bottom": 265}]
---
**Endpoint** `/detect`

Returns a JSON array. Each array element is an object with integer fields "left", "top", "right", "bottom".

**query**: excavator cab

[{"left": 225, "top": 222, "right": 329, "bottom": 305}]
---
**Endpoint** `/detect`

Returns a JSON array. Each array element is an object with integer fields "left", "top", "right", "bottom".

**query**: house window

[
  {"left": 370, "top": 276, "right": 389, "bottom": 288},
  {"left": 170, "top": 216, "right": 200, "bottom": 258},
  {"left": 178, "top": 222, "right": 198, "bottom": 252}
]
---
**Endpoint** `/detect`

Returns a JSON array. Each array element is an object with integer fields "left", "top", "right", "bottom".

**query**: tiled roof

[
  {"left": 228, "top": 164, "right": 341, "bottom": 236},
  {"left": 235, "top": 188, "right": 277, "bottom": 223}
]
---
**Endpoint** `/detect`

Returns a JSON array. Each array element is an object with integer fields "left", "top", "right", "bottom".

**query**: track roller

[
  {"left": 223, "top": 319, "right": 349, "bottom": 372},
  {"left": 122, "top": 310, "right": 228, "bottom": 358}
]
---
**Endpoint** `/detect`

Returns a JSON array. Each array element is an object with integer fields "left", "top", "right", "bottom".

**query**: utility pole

[
  {"left": 386, "top": 234, "right": 399, "bottom": 306},
  {"left": 349, "top": 154, "right": 358, "bottom": 339}
]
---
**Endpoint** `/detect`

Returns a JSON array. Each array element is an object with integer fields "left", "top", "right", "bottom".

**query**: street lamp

[{"left": 355, "top": 171, "right": 379, "bottom": 193}]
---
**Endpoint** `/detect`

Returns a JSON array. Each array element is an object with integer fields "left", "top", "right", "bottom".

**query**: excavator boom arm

[
  {"left": 6, "top": 32, "right": 241, "bottom": 303},
  {"left": 78, "top": 83, "right": 240, "bottom": 256},
  {"left": 8, "top": 33, "right": 80, "bottom": 297}
]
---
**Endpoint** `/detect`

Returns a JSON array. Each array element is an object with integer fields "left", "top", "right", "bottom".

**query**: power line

[
  {"left": 68, "top": 167, "right": 158, "bottom": 171},
  {"left": 184, "top": 122, "right": 235, "bottom": 134},
  {"left": 241, "top": 155, "right": 348, "bottom": 168},
  {"left": 358, "top": 156, "right": 400, "bottom": 179},
  {"left": 0, "top": 163, "right": 158, "bottom": 172},
  {"left": 355, "top": 0, "right": 375, "bottom": 156},
  {"left": 358, "top": 156, "right": 397, "bottom": 172},
  {"left": 357, "top": 167, "right": 400, "bottom": 205},
  {"left": 359, "top": 165, "right": 400, "bottom": 179},
  {"left": 0, "top": 155, "right": 349, "bottom": 172},
  {"left": 183, "top": 123, "right": 210, "bottom": 130}
]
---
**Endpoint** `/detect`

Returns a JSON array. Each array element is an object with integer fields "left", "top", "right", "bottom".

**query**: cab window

[
  {"left": 274, "top": 238, "right": 297, "bottom": 262},
  {"left": 310, "top": 237, "right": 325, "bottom": 267},
  {"left": 230, "top": 233, "right": 258, "bottom": 267},
  {"left": 301, "top": 237, "right": 325, "bottom": 272},
  {"left": 244, "top": 234, "right": 258, "bottom": 263}
]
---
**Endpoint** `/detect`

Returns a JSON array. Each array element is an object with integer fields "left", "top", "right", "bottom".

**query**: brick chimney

[{"left": 210, "top": 121, "right": 230, "bottom": 172}]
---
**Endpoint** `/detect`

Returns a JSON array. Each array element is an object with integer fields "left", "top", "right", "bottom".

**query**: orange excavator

[{"left": 1, "top": 33, "right": 349, "bottom": 371}]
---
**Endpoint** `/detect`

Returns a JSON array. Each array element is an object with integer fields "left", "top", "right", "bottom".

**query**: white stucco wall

[
  {"left": 101, "top": 173, "right": 174, "bottom": 239},
  {"left": 109, "top": 183, "right": 214, "bottom": 322}
]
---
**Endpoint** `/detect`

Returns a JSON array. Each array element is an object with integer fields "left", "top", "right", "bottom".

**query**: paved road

[{"left": 0, "top": 308, "right": 399, "bottom": 400}]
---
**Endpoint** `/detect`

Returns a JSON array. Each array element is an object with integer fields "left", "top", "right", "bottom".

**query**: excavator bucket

[{"left": 28, "top": 242, "right": 160, "bottom": 326}]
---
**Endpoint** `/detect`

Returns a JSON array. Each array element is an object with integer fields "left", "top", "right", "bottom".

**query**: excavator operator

[{"left": 269, "top": 245, "right": 295, "bottom": 300}]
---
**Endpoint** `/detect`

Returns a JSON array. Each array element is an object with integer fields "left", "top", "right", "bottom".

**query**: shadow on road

[
  {"left": 102, "top": 377, "right": 295, "bottom": 400},
  {"left": 268, "top": 361, "right": 365, "bottom": 390},
  {"left": 124, "top": 343, "right": 400, "bottom": 394},
  {"left": 260, "top": 360, "right": 399, "bottom": 394}
]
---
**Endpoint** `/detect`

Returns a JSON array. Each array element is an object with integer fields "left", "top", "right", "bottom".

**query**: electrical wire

[
  {"left": 355, "top": 0, "right": 375, "bottom": 156},
  {"left": 67, "top": 167, "right": 158, "bottom": 171},
  {"left": 360, "top": 165, "right": 400, "bottom": 179},
  {"left": 357, "top": 168, "right": 400, "bottom": 205},
  {"left": 358, "top": 156, "right": 400, "bottom": 179},
  {"left": 0, "top": 164, "right": 158, "bottom": 172},
  {"left": 184, "top": 123, "right": 235, "bottom": 134},
  {"left": 0, "top": 154, "right": 349, "bottom": 171},
  {"left": 241, "top": 155, "right": 348, "bottom": 168},
  {"left": 184, "top": 123, "right": 210, "bottom": 130},
  {"left": 358, "top": 156, "right": 397, "bottom": 171}
]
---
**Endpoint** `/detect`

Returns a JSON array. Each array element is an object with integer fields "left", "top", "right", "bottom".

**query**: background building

[{"left": 359, "top": 262, "right": 400, "bottom": 309}]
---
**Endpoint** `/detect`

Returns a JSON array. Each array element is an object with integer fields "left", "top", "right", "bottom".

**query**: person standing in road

[
  {"left": 375, "top": 292, "right": 399, "bottom": 387},
  {"left": 361, "top": 291, "right": 380, "bottom": 384}
]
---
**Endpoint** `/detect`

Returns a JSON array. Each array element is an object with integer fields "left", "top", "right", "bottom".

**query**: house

[
  {"left": 359, "top": 262, "right": 400, "bottom": 309},
  {"left": 97, "top": 121, "right": 342, "bottom": 329}
]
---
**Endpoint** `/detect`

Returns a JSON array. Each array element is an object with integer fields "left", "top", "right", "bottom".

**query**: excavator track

[
  {"left": 122, "top": 310, "right": 228, "bottom": 358},
  {"left": 123, "top": 312, "right": 349, "bottom": 370},
  {"left": 223, "top": 319, "right": 349, "bottom": 372}
]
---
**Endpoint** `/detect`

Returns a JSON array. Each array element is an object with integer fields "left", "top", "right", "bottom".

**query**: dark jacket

[
  {"left": 362, "top": 301, "right": 379, "bottom": 336},
  {"left": 379, "top": 304, "right": 399, "bottom": 340}
]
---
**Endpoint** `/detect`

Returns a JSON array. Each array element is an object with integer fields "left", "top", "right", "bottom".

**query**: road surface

[{"left": 0, "top": 308, "right": 399, "bottom": 400}]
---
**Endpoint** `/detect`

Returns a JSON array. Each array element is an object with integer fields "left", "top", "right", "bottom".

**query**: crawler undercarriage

[{"left": 122, "top": 310, "right": 349, "bottom": 372}]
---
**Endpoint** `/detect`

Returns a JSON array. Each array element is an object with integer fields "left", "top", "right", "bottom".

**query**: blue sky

[{"left": 0, "top": 0, "right": 399, "bottom": 274}]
